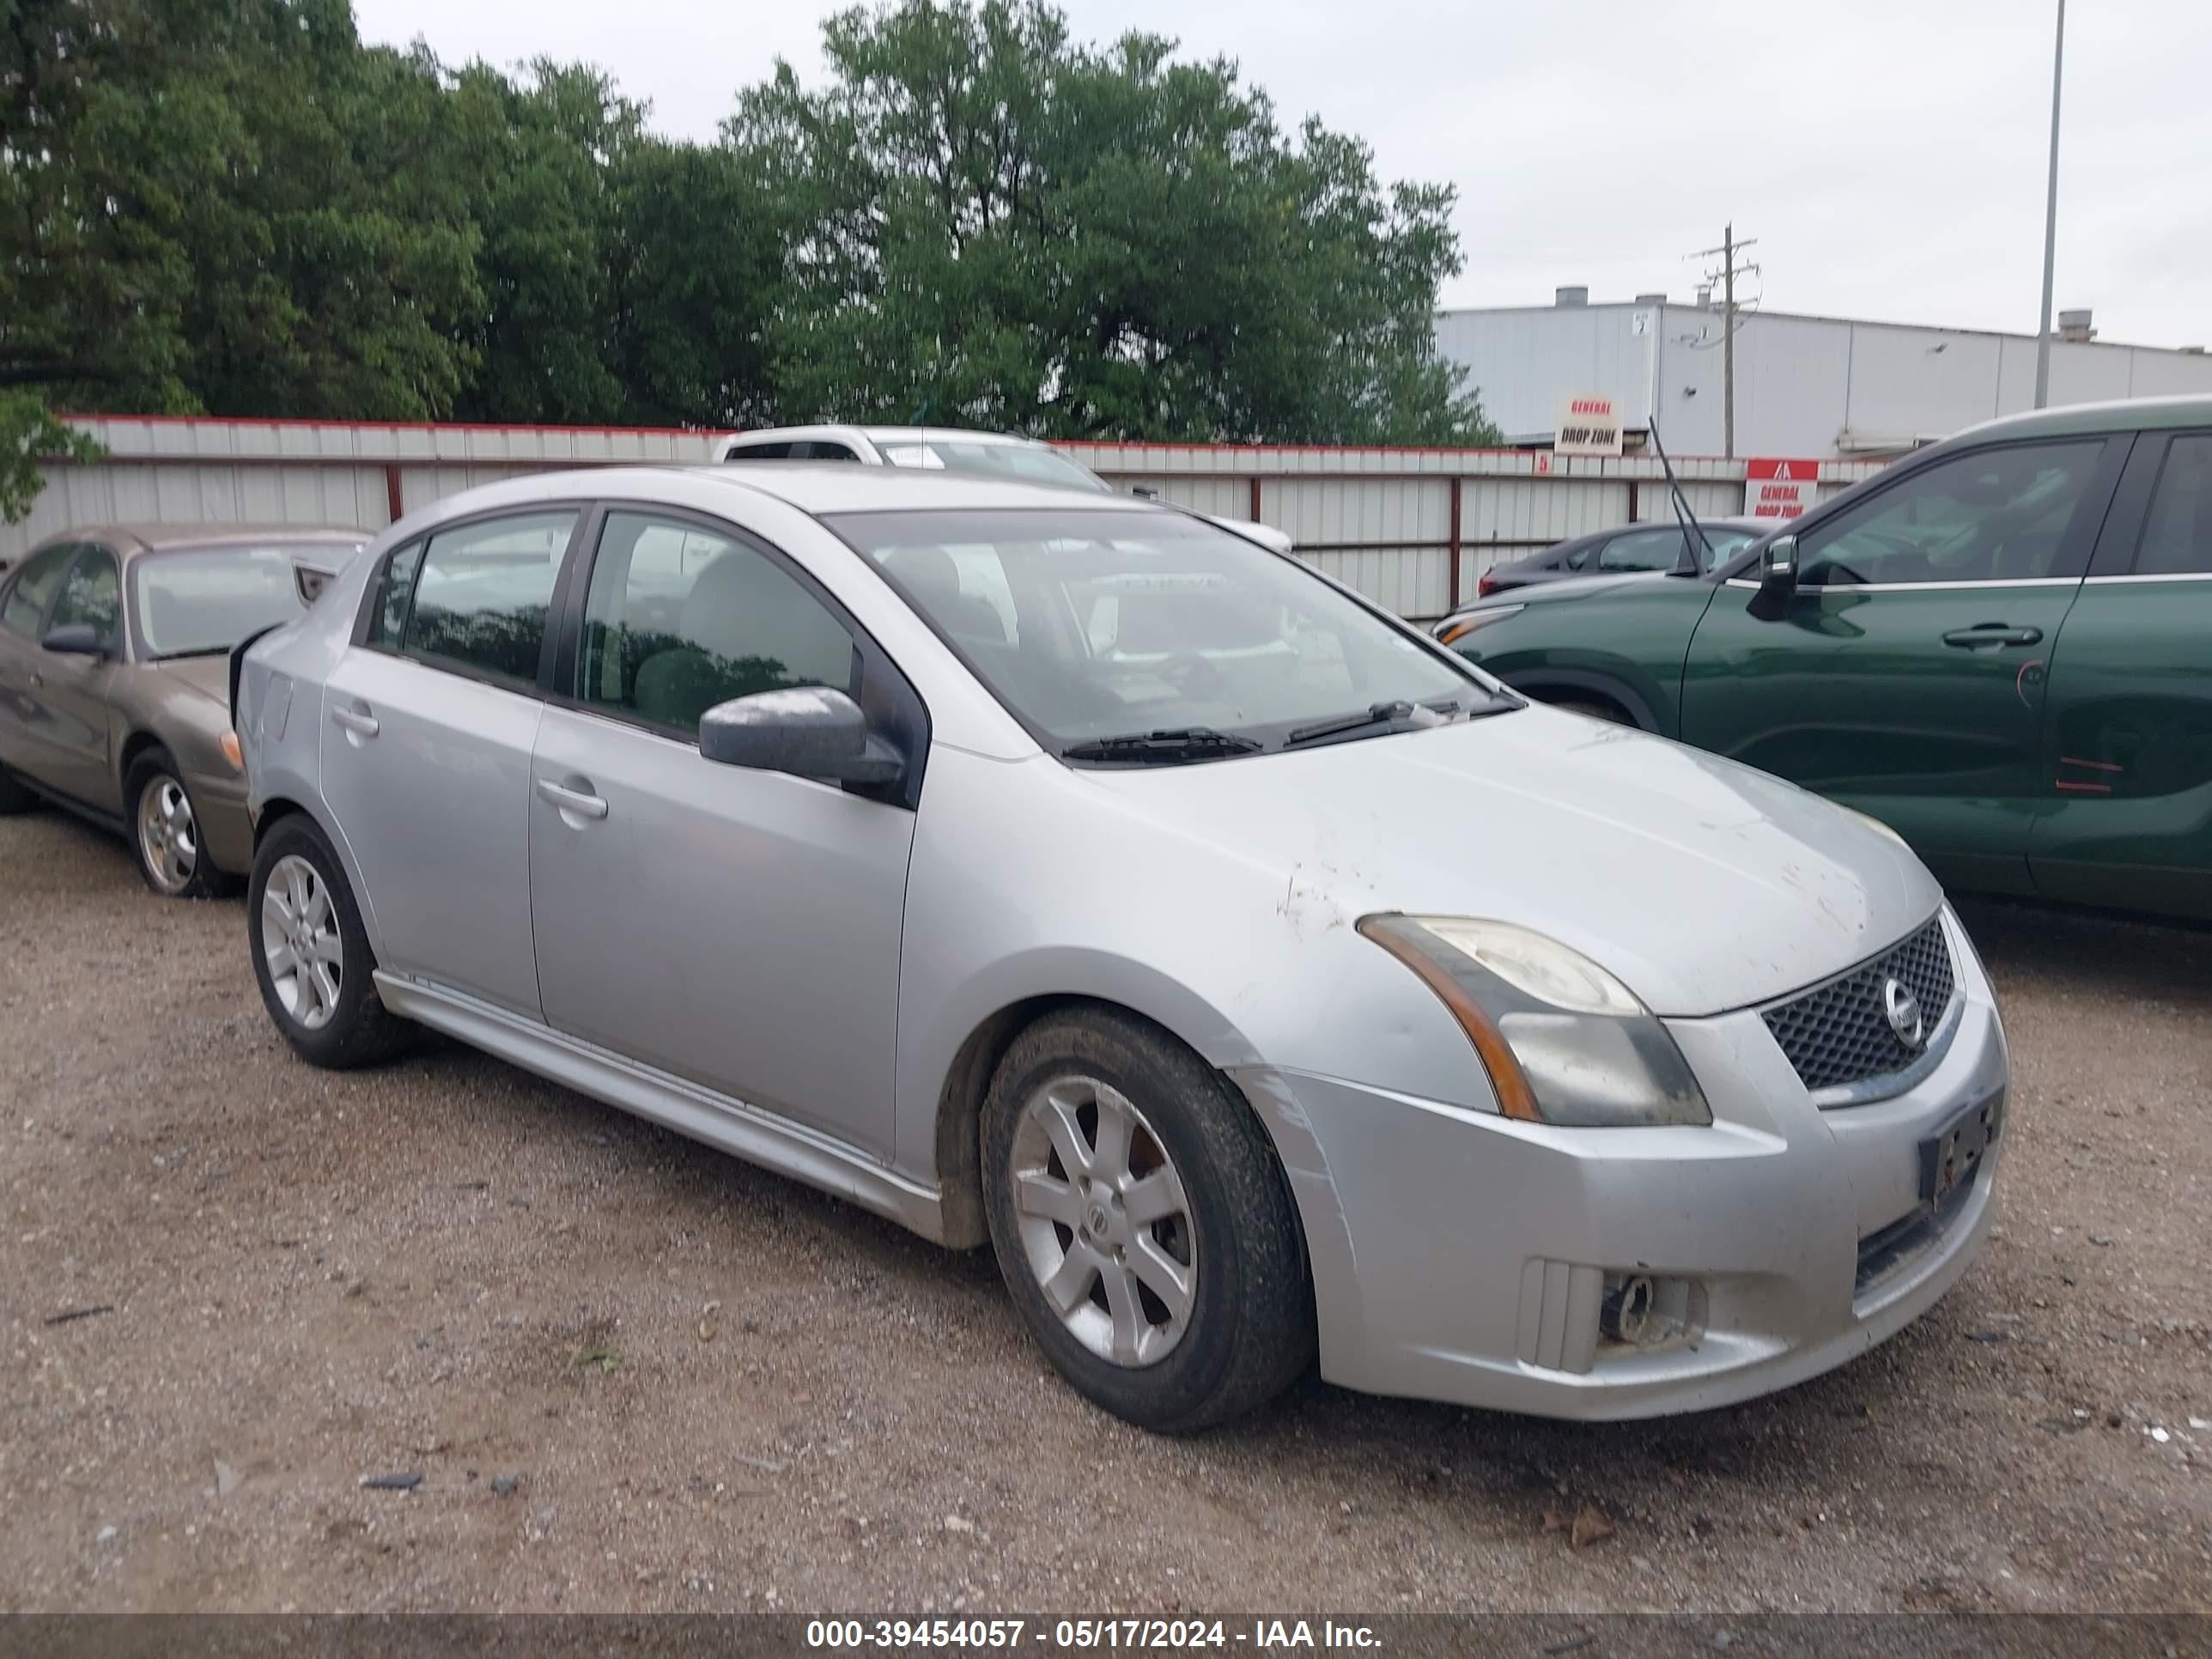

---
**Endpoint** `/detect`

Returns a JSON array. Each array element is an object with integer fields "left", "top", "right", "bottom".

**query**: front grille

[{"left": 1761, "top": 918, "right": 1955, "bottom": 1097}]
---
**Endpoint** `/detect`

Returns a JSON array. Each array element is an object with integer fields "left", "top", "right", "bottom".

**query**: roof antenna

[{"left": 1646, "top": 417, "right": 1714, "bottom": 576}]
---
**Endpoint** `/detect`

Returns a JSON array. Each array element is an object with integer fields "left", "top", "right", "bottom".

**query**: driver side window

[{"left": 1798, "top": 441, "right": 2104, "bottom": 587}]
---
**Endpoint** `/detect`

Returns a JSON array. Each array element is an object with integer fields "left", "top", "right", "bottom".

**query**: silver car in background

[
  {"left": 234, "top": 465, "right": 2007, "bottom": 1430},
  {"left": 715, "top": 423, "right": 1298, "bottom": 554}
]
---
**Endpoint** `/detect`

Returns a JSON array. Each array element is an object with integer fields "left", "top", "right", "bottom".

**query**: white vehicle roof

[{"left": 719, "top": 424, "right": 1052, "bottom": 456}]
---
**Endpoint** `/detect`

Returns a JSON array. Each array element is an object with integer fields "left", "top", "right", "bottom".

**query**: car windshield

[
  {"left": 877, "top": 440, "right": 1114, "bottom": 495},
  {"left": 827, "top": 507, "right": 1503, "bottom": 758},
  {"left": 135, "top": 544, "right": 355, "bottom": 658}
]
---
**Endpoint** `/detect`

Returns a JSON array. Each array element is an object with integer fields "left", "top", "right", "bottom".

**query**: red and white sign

[
  {"left": 1745, "top": 458, "right": 1820, "bottom": 520},
  {"left": 1553, "top": 393, "right": 1623, "bottom": 458}
]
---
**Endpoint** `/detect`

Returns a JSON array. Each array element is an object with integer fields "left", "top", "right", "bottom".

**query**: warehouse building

[{"left": 1435, "top": 289, "right": 2212, "bottom": 459}]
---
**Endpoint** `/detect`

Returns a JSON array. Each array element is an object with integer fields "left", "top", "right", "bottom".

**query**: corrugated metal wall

[
  {"left": 1437, "top": 301, "right": 2212, "bottom": 459},
  {"left": 12, "top": 417, "right": 1887, "bottom": 621}
]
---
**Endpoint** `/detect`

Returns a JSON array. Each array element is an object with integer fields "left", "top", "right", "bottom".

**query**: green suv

[{"left": 1452, "top": 395, "right": 2212, "bottom": 921}]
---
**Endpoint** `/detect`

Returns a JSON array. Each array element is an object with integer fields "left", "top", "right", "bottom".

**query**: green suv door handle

[{"left": 1941, "top": 623, "right": 2045, "bottom": 651}]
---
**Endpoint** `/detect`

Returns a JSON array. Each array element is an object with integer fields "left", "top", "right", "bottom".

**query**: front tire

[
  {"left": 981, "top": 1008, "right": 1315, "bottom": 1433},
  {"left": 127, "top": 750, "right": 232, "bottom": 897},
  {"left": 247, "top": 813, "right": 410, "bottom": 1069}
]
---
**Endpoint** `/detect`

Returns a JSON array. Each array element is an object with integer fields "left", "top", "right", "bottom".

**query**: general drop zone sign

[
  {"left": 1553, "top": 395, "right": 1622, "bottom": 457},
  {"left": 1746, "top": 459, "right": 1820, "bottom": 520}
]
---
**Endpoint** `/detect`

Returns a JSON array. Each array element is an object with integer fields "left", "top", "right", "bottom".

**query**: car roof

[
  {"left": 726, "top": 424, "right": 1042, "bottom": 452},
  {"left": 53, "top": 524, "right": 368, "bottom": 558},
  {"left": 1953, "top": 392, "right": 2212, "bottom": 445},
  {"left": 411, "top": 463, "right": 1163, "bottom": 525}
]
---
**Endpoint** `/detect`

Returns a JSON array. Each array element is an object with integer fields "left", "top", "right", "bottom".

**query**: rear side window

[
  {"left": 2135, "top": 435, "right": 2212, "bottom": 576},
  {"left": 398, "top": 511, "right": 575, "bottom": 690},
  {"left": 724, "top": 441, "right": 792, "bottom": 461},
  {"left": 2, "top": 543, "right": 78, "bottom": 635}
]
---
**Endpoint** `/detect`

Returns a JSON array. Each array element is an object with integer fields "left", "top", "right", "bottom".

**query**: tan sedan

[{"left": 0, "top": 524, "right": 366, "bottom": 896}]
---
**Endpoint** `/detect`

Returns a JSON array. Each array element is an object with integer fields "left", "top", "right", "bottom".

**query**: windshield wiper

[
  {"left": 1284, "top": 696, "right": 1489, "bottom": 749},
  {"left": 150, "top": 647, "right": 228, "bottom": 661},
  {"left": 1060, "top": 727, "right": 1263, "bottom": 764}
]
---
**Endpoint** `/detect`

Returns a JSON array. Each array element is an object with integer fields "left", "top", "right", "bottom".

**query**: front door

[
  {"left": 0, "top": 542, "right": 88, "bottom": 793},
  {"left": 38, "top": 545, "right": 126, "bottom": 811},
  {"left": 528, "top": 508, "right": 915, "bottom": 1158},
  {"left": 1680, "top": 437, "right": 2122, "bottom": 894},
  {"left": 319, "top": 507, "right": 579, "bottom": 1018},
  {"left": 2033, "top": 429, "right": 2212, "bottom": 919}
]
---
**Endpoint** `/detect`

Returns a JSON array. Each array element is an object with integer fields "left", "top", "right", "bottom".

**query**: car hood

[
  {"left": 1495, "top": 569, "right": 1681, "bottom": 605},
  {"left": 149, "top": 656, "right": 230, "bottom": 707},
  {"left": 1082, "top": 708, "right": 1939, "bottom": 1018}
]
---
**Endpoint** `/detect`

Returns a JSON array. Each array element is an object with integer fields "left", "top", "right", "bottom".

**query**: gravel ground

[{"left": 2, "top": 807, "right": 2208, "bottom": 1614}]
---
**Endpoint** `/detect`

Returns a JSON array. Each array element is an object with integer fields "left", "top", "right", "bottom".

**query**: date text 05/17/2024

[{"left": 805, "top": 1620, "right": 1382, "bottom": 1650}]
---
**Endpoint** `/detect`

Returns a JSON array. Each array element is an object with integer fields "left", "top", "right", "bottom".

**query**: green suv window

[
  {"left": 2135, "top": 435, "right": 2212, "bottom": 576},
  {"left": 1799, "top": 441, "right": 2105, "bottom": 586}
]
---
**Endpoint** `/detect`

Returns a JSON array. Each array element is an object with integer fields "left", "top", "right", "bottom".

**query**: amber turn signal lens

[{"left": 220, "top": 730, "right": 243, "bottom": 771}]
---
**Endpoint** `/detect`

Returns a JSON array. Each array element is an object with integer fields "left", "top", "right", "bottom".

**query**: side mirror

[
  {"left": 698, "top": 685, "right": 904, "bottom": 786},
  {"left": 1747, "top": 534, "right": 1799, "bottom": 622},
  {"left": 41, "top": 622, "right": 106, "bottom": 657}
]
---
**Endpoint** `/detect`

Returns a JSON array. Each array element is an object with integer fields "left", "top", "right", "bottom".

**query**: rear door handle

[
  {"left": 331, "top": 706, "right": 380, "bottom": 737},
  {"left": 1942, "top": 623, "right": 2043, "bottom": 650},
  {"left": 536, "top": 776, "right": 609, "bottom": 820}
]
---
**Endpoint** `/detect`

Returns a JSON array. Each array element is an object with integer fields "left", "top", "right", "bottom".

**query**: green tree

[
  {"left": 604, "top": 137, "right": 788, "bottom": 428},
  {"left": 0, "top": 397, "right": 102, "bottom": 525},
  {"left": 728, "top": 0, "right": 1494, "bottom": 445},
  {"left": 1, "top": 0, "right": 481, "bottom": 422},
  {"left": 447, "top": 61, "right": 637, "bottom": 423}
]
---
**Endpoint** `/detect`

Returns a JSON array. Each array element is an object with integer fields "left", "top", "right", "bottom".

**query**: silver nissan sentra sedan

[{"left": 233, "top": 465, "right": 2008, "bottom": 1431}]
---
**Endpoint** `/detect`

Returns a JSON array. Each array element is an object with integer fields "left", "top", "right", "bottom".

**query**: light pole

[{"left": 2033, "top": 0, "right": 2065, "bottom": 409}]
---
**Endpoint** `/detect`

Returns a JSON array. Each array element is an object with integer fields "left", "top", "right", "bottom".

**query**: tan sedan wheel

[{"left": 126, "top": 752, "right": 221, "bottom": 899}]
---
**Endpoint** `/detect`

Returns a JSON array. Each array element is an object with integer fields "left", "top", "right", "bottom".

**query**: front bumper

[
  {"left": 183, "top": 769, "right": 253, "bottom": 877},
  {"left": 1234, "top": 908, "right": 2008, "bottom": 1419}
]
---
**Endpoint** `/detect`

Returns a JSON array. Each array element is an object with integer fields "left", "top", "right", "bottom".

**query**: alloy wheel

[
  {"left": 260, "top": 854, "right": 343, "bottom": 1031},
  {"left": 1008, "top": 1074, "right": 1198, "bottom": 1367},
  {"left": 137, "top": 775, "right": 200, "bottom": 894}
]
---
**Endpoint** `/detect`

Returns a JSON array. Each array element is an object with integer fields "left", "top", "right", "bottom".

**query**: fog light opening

[{"left": 1599, "top": 1272, "right": 1708, "bottom": 1352}]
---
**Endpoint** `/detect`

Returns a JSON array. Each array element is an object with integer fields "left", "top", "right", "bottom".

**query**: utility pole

[
  {"left": 1691, "top": 225, "right": 1759, "bottom": 458},
  {"left": 2033, "top": 0, "right": 2066, "bottom": 408}
]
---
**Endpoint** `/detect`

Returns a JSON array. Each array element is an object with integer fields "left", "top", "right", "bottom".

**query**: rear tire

[
  {"left": 0, "top": 765, "right": 40, "bottom": 816},
  {"left": 981, "top": 1007, "right": 1315, "bottom": 1433},
  {"left": 247, "top": 813, "right": 411, "bottom": 1069}
]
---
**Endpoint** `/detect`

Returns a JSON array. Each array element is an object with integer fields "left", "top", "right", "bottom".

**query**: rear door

[
  {"left": 1680, "top": 437, "right": 2124, "bottom": 893},
  {"left": 2031, "top": 428, "right": 2212, "bottom": 918},
  {"left": 319, "top": 507, "right": 581, "bottom": 1018}
]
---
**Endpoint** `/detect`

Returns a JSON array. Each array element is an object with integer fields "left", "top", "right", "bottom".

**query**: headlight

[
  {"left": 1358, "top": 915, "right": 1711, "bottom": 1127},
  {"left": 1435, "top": 605, "right": 1523, "bottom": 647}
]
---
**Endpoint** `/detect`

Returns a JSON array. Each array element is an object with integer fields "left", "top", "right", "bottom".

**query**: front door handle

[
  {"left": 1942, "top": 623, "right": 2044, "bottom": 650},
  {"left": 331, "top": 706, "right": 380, "bottom": 737},
  {"left": 536, "top": 776, "right": 609, "bottom": 821}
]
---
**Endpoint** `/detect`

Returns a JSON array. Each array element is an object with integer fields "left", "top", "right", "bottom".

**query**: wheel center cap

[{"left": 1085, "top": 1201, "right": 1111, "bottom": 1237}]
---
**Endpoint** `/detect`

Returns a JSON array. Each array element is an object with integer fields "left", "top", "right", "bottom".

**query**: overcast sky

[{"left": 354, "top": 0, "right": 2211, "bottom": 348}]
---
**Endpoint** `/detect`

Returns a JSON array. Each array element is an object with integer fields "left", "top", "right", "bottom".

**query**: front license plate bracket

[{"left": 1918, "top": 1088, "right": 2004, "bottom": 1206}]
